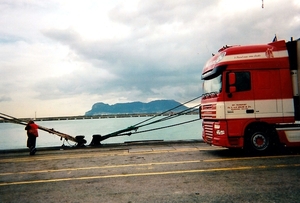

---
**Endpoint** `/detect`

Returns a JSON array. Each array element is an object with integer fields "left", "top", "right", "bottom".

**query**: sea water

[{"left": 0, "top": 115, "right": 202, "bottom": 150}]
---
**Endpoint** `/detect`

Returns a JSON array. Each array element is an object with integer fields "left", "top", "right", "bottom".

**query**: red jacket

[{"left": 25, "top": 123, "right": 39, "bottom": 137}]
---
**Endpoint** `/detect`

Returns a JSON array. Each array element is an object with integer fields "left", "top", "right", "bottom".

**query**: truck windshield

[{"left": 203, "top": 74, "right": 222, "bottom": 94}]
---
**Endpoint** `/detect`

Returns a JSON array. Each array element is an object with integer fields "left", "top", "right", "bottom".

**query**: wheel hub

[{"left": 252, "top": 133, "right": 268, "bottom": 150}]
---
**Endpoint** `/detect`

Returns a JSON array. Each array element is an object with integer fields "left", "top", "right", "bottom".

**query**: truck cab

[{"left": 201, "top": 39, "right": 300, "bottom": 153}]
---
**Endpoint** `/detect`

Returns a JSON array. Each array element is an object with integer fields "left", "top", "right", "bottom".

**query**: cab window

[{"left": 227, "top": 72, "right": 251, "bottom": 92}]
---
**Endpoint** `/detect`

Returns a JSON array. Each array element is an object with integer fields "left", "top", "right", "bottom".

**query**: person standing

[{"left": 25, "top": 120, "right": 39, "bottom": 155}]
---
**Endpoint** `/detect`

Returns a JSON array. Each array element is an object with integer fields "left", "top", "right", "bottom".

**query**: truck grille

[
  {"left": 203, "top": 121, "right": 214, "bottom": 144},
  {"left": 201, "top": 104, "right": 216, "bottom": 119}
]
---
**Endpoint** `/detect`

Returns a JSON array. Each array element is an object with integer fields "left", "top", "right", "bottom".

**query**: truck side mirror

[
  {"left": 228, "top": 72, "right": 236, "bottom": 96},
  {"left": 229, "top": 72, "right": 236, "bottom": 85},
  {"left": 229, "top": 86, "right": 236, "bottom": 93}
]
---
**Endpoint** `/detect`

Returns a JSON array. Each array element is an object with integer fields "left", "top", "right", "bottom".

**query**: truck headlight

[
  {"left": 214, "top": 124, "right": 220, "bottom": 129},
  {"left": 216, "top": 130, "right": 225, "bottom": 135}
]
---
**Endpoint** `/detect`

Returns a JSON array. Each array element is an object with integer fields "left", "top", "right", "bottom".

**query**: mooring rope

[
  {"left": 0, "top": 112, "right": 79, "bottom": 143},
  {"left": 1, "top": 94, "right": 203, "bottom": 144},
  {"left": 132, "top": 95, "right": 202, "bottom": 127},
  {"left": 102, "top": 95, "right": 202, "bottom": 139},
  {"left": 134, "top": 104, "right": 200, "bottom": 129},
  {"left": 122, "top": 117, "right": 201, "bottom": 136}
]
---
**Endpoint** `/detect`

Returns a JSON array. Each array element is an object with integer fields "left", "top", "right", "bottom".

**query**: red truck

[{"left": 200, "top": 37, "right": 300, "bottom": 154}]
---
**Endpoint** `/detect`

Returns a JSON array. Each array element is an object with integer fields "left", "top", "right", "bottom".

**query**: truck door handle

[{"left": 246, "top": 109, "right": 254, "bottom": 113}]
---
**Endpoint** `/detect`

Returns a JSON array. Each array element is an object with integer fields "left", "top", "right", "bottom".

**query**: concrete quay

[{"left": 0, "top": 140, "right": 300, "bottom": 203}]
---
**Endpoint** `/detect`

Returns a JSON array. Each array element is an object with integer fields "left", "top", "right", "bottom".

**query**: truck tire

[{"left": 244, "top": 124, "right": 274, "bottom": 155}]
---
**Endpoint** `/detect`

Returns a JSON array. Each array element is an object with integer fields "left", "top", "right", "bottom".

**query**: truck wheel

[{"left": 244, "top": 125, "right": 273, "bottom": 155}]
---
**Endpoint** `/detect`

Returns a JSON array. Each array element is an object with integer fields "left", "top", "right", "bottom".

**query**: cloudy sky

[{"left": 0, "top": 0, "right": 299, "bottom": 118}]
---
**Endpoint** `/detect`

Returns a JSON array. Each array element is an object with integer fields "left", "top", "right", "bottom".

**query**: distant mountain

[{"left": 85, "top": 100, "right": 188, "bottom": 116}]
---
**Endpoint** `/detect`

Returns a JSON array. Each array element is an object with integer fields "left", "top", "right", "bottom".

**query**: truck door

[
  {"left": 252, "top": 70, "right": 282, "bottom": 118},
  {"left": 225, "top": 71, "right": 255, "bottom": 119}
]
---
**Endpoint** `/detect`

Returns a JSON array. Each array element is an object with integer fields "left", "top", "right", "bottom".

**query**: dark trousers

[{"left": 27, "top": 134, "right": 36, "bottom": 149}]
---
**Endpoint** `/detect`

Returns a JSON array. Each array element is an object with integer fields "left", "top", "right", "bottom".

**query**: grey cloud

[
  {"left": 42, "top": 28, "right": 81, "bottom": 46},
  {"left": 34, "top": 68, "right": 115, "bottom": 100},
  {"left": 0, "top": 34, "right": 23, "bottom": 44},
  {"left": 109, "top": 0, "right": 217, "bottom": 26},
  {"left": 39, "top": 0, "right": 300, "bottom": 104},
  {"left": 41, "top": 24, "right": 202, "bottom": 98},
  {"left": 0, "top": 96, "right": 12, "bottom": 102}
]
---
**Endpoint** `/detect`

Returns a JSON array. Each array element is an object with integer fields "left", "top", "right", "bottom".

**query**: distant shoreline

[{"left": 0, "top": 112, "right": 198, "bottom": 123}]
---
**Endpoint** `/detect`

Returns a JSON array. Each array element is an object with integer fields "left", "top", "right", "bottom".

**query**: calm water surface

[{"left": 0, "top": 115, "right": 202, "bottom": 150}]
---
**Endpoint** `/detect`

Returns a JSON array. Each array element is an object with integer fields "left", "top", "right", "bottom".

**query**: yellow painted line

[
  {"left": 204, "top": 154, "right": 300, "bottom": 162},
  {"left": 1, "top": 154, "right": 299, "bottom": 175},
  {"left": 0, "top": 152, "right": 127, "bottom": 163},
  {"left": 0, "top": 147, "right": 221, "bottom": 163},
  {"left": 2, "top": 154, "right": 298, "bottom": 176},
  {"left": 0, "top": 150, "right": 129, "bottom": 163},
  {"left": 0, "top": 146, "right": 298, "bottom": 164},
  {"left": 38, "top": 154, "right": 275, "bottom": 164},
  {"left": 0, "top": 160, "right": 202, "bottom": 176},
  {"left": 0, "top": 163, "right": 299, "bottom": 186}
]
